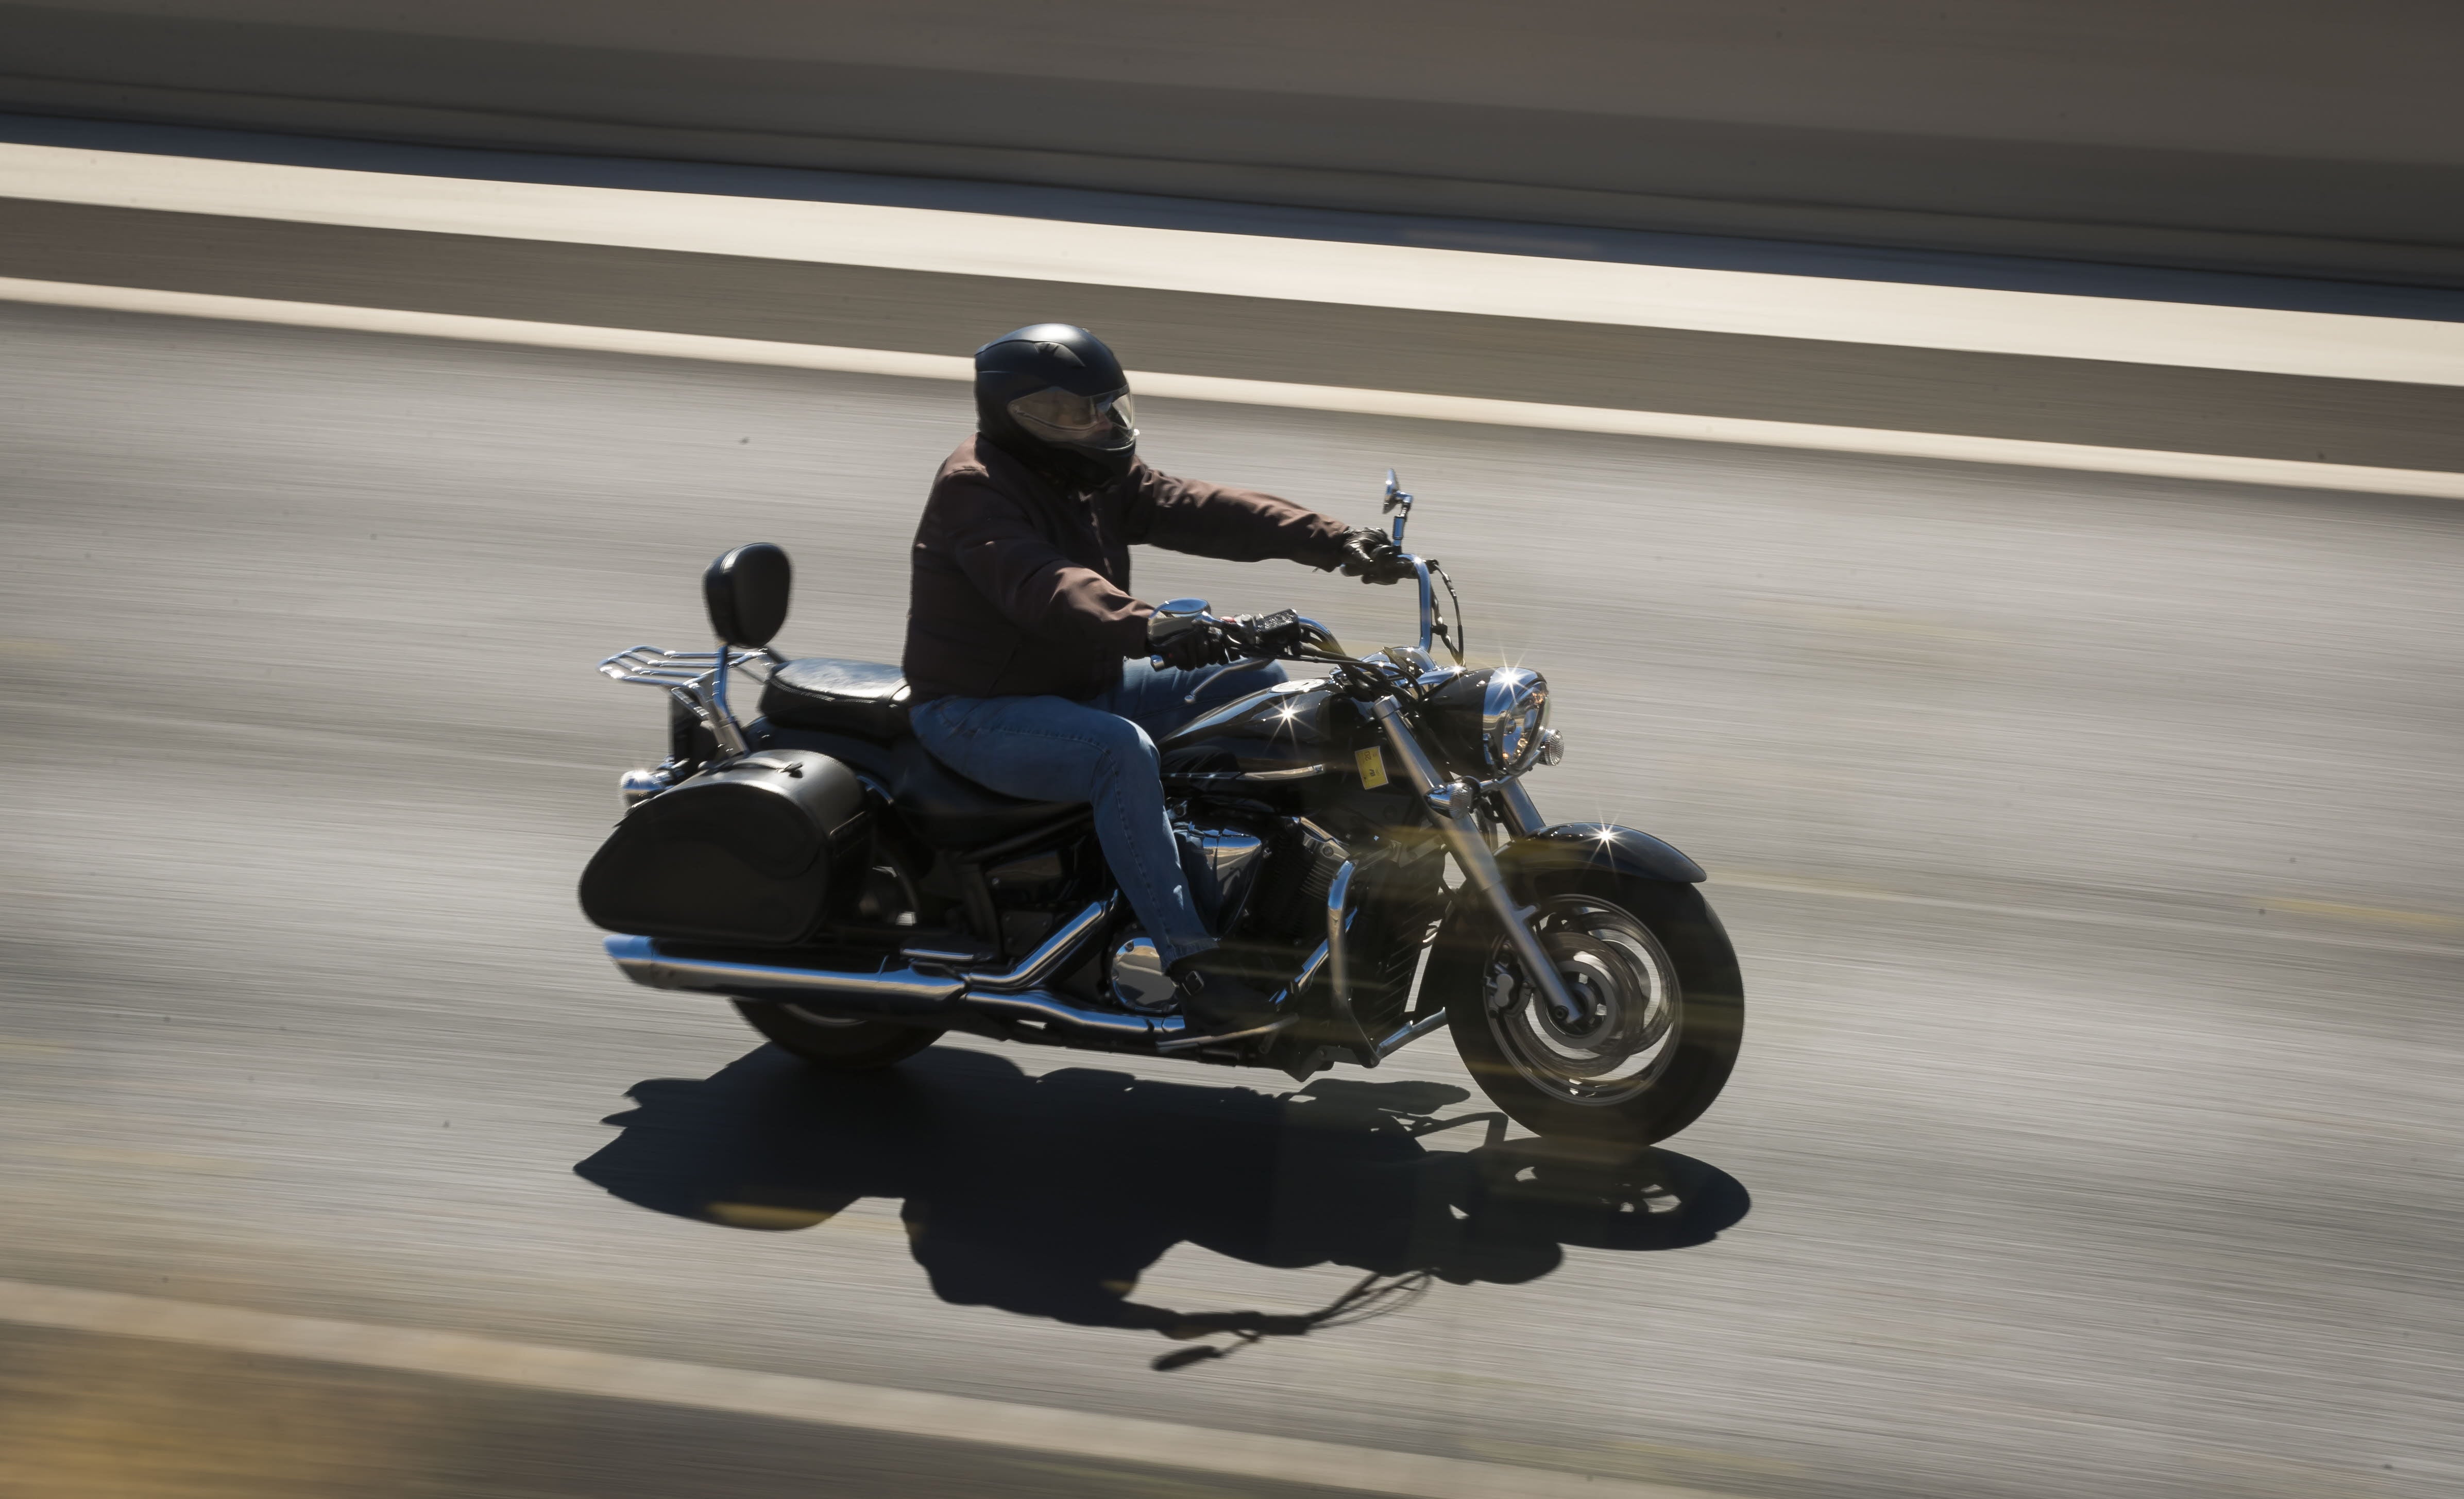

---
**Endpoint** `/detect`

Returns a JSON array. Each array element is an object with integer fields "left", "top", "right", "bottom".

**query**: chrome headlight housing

[
  {"left": 1480, "top": 667, "right": 1550, "bottom": 774},
  {"left": 1422, "top": 665, "right": 1552, "bottom": 778}
]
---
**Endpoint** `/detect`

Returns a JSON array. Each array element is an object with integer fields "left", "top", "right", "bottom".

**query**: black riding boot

[{"left": 1165, "top": 950, "right": 1283, "bottom": 1034}]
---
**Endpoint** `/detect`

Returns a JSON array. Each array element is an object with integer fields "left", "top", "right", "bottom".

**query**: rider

[{"left": 903, "top": 324, "right": 1412, "bottom": 1031}]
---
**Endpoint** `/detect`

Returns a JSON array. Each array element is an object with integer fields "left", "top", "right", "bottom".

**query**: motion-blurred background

[{"left": 1, "top": 5, "right": 2458, "bottom": 1497}]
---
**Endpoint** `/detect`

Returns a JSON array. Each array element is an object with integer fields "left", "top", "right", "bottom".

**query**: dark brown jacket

[{"left": 902, "top": 436, "right": 1351, "bottom": 702}]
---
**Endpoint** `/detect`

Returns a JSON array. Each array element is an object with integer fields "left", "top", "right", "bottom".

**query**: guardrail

[{"left": 3, "top": 1, "right": 2460, "bottom": 283}]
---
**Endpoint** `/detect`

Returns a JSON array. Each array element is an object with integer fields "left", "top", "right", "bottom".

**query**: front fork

[{"left": 1368, "top": 699, "right": 1585, "bottom": 1029}]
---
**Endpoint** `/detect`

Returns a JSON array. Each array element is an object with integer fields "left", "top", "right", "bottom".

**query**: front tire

[
  {"left": 732, "top": 1001, "right": 941, "bottom": 1071},
  {"left": 1430, "top": 872, "right": 1742, "bottom": 1150}
]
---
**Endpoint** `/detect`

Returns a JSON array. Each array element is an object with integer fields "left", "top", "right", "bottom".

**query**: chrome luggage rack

[
  {"left": 598, "top": 644, "right": 777, "bottom": 690},
  {"left": 597, "top": 644, "right": 781, "bottom": 767}
]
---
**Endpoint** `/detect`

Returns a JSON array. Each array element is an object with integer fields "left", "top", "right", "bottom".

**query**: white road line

[
  {"left": 5, "top": 142, "right": 2462, "bottom": 388},
  {"left": 9, "top": 276, "right": 2460, "bottom": 500},
  {"left": 0, "top": 1278, "right": 1714, "bottom": 1499},
  {"left": 1708, "top": 871, "right": 2464, "bottom": 959}
]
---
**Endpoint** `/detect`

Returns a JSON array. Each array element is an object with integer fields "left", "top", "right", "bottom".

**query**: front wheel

[
  {"left": 732, "top": 1001, "right": 941, "bottom": 1071},
  {"left": 1429, "top": 873, "right": 1742, "bottom": 1150}
]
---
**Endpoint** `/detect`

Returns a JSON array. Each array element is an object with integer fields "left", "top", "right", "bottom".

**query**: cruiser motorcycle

[{"left": 581, "top": 475, "right": 1742, "bottom": 1148}]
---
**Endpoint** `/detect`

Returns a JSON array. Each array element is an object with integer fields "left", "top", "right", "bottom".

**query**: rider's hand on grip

[
  {"left": 1154, "top": 618, "right": 1237, "bottom": 670},
  {"left": 1338, "top": 528, "right": 1415, "bottom": 585}
]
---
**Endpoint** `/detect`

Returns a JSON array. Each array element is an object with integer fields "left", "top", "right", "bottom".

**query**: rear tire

[
  {"left": 1430, "top": 872, "right": 1742, "bottom": 1151},
  {"left": 732, "top": 1001, "right": 941, "bottom": 1071}
]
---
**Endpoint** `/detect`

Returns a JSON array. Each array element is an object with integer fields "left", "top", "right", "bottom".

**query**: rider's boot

[
  {"left": 1165, "top": 948, "right": 1284, "bottom": 1035},
  {"left": 1166, "top": 948, "right": 1382, "bottom": 1062}
]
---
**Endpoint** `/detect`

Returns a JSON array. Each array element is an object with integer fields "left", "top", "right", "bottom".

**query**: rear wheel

[
  {"left": 1430, "top": 872, "right": 1742, "bottom": 1150},
  {"left": 732, "top": 1000, "right": 941, "bottom": 1071}
]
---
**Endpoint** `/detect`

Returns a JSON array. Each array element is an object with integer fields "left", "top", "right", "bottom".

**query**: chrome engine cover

[
  {"left": 1185, "top": 822, "right": 1268, "bottom": 930},
  {"left": 1107, "top": 931, "right": 1178, "bottom": 1013}
]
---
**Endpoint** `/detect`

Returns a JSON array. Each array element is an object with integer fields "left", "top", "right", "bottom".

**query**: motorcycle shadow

[{"left": 575, "top": 1045, "right": 1748, "bottom": 1366}]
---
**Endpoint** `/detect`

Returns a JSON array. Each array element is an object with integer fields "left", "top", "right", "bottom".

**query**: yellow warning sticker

[{"left": 1354, "top": 746, "right": 1389, "bottom": 789}]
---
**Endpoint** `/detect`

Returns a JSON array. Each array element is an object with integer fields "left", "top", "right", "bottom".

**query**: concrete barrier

[{"left": 4, "top": 1, "right": 2460, "bottom": 283}]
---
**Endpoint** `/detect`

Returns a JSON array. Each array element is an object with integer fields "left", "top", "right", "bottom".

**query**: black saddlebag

[{"left": 580, "top": 750, "right": 870, "bottom": 946}]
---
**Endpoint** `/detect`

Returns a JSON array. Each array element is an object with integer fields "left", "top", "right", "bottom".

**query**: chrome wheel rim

[{"left": 1484, "top": 898, "right": 1680, "bottom": 1107}]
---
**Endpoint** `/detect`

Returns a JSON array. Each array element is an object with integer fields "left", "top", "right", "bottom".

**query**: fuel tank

[{"left": 1158, "top": 677, "right": 1356, "bottom": 781}]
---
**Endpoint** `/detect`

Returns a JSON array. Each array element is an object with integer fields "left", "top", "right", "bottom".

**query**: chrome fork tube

[
  {"left": 1496, "top": 779, "right": 1546, "bottom": 838},
  {"left": 1369, "top": 699, "right": 1585, "bottom": 1028}
]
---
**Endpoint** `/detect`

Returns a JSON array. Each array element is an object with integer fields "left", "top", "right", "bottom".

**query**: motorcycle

[{"left": 581, "top": 473, "right": 1742, "bottom": 1149}]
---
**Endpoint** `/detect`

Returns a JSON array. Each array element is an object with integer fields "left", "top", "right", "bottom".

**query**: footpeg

[{"left": 899, "top": 941, "right": 997, "bottom": 974}]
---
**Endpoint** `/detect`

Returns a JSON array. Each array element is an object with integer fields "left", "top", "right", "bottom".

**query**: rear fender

[{"left": 1496, "top": 823, "right": 1707, "bottom": 895}]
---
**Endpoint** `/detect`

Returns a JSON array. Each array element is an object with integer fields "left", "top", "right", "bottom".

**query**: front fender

[{"left": 1497, "top": 822, "right": 1707, "bottom": 889}]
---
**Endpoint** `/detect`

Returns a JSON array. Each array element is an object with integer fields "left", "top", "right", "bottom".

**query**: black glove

[
  {"left": 1338, "top": 527, "right": 1415, "bottom": 584},
  {"left": 1153, "top": 616, "right": 1237, "bottom": 670}
]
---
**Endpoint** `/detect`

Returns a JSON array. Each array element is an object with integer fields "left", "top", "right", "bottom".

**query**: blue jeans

[{"left": 911, "top": 659, "right": 1289, "bottom": 967}]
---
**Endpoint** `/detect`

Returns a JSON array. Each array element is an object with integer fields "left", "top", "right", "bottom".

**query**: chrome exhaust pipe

[
  {"left": 605, "top": 898, "right": 1188, "bottom": 1041},
  {"left": 959, "top": 899, "right": 1114, "bottom": 992},
  {"left": 968, "top": 989, "right": 1187, "bottom": 1040},
  {"left": 605, "top": 936, "right": 965, "bottom": 1016}
]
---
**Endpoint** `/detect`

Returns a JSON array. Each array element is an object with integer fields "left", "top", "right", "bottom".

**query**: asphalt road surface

[{"left": 3, "top": 299, "right": 2459, "bottom": 1498}]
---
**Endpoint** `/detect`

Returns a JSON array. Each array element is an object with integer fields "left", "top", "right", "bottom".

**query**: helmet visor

[{"left": 1008, "top": 386, "right": 1137, "bottom": 451}]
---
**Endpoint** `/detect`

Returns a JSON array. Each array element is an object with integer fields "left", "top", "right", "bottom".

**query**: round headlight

[{"left": 1482, "top": 668, "right": 1549, "bottom": 773}]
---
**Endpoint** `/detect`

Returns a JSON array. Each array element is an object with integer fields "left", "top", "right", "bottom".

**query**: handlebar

[
  {"left": 1148, "top": 541, "right": 1465, "bottom": 696},
  {"left": 1222, "top": 608, "right": 1307, "bottom": 655}
]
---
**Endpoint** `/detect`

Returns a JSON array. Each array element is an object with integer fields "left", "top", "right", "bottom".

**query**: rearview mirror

[
  {"left": 703, "top": 543, "right": 791, "bottom": 648},
  {"left": 1147, "top": 597, "right": 1212, "bottom": 652},
  {"left": 1380, "top": 468, "right": 1414, "bottom": 544}
]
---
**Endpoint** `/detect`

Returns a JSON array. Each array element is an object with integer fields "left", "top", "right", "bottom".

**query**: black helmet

[{"left": 974, "top": 324, "right": 1137, "bottom": 480}]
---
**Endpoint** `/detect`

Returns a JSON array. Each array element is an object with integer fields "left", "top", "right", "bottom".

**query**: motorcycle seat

[
  {"left": 755, "top": 659, "right": 1084, "bottom": 847},
  {"left": 886, "top": 739, "right": 1087, "bottom": 849},
  {"left": 760, "top": 657, "right": 912, "bottom": 741}
]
